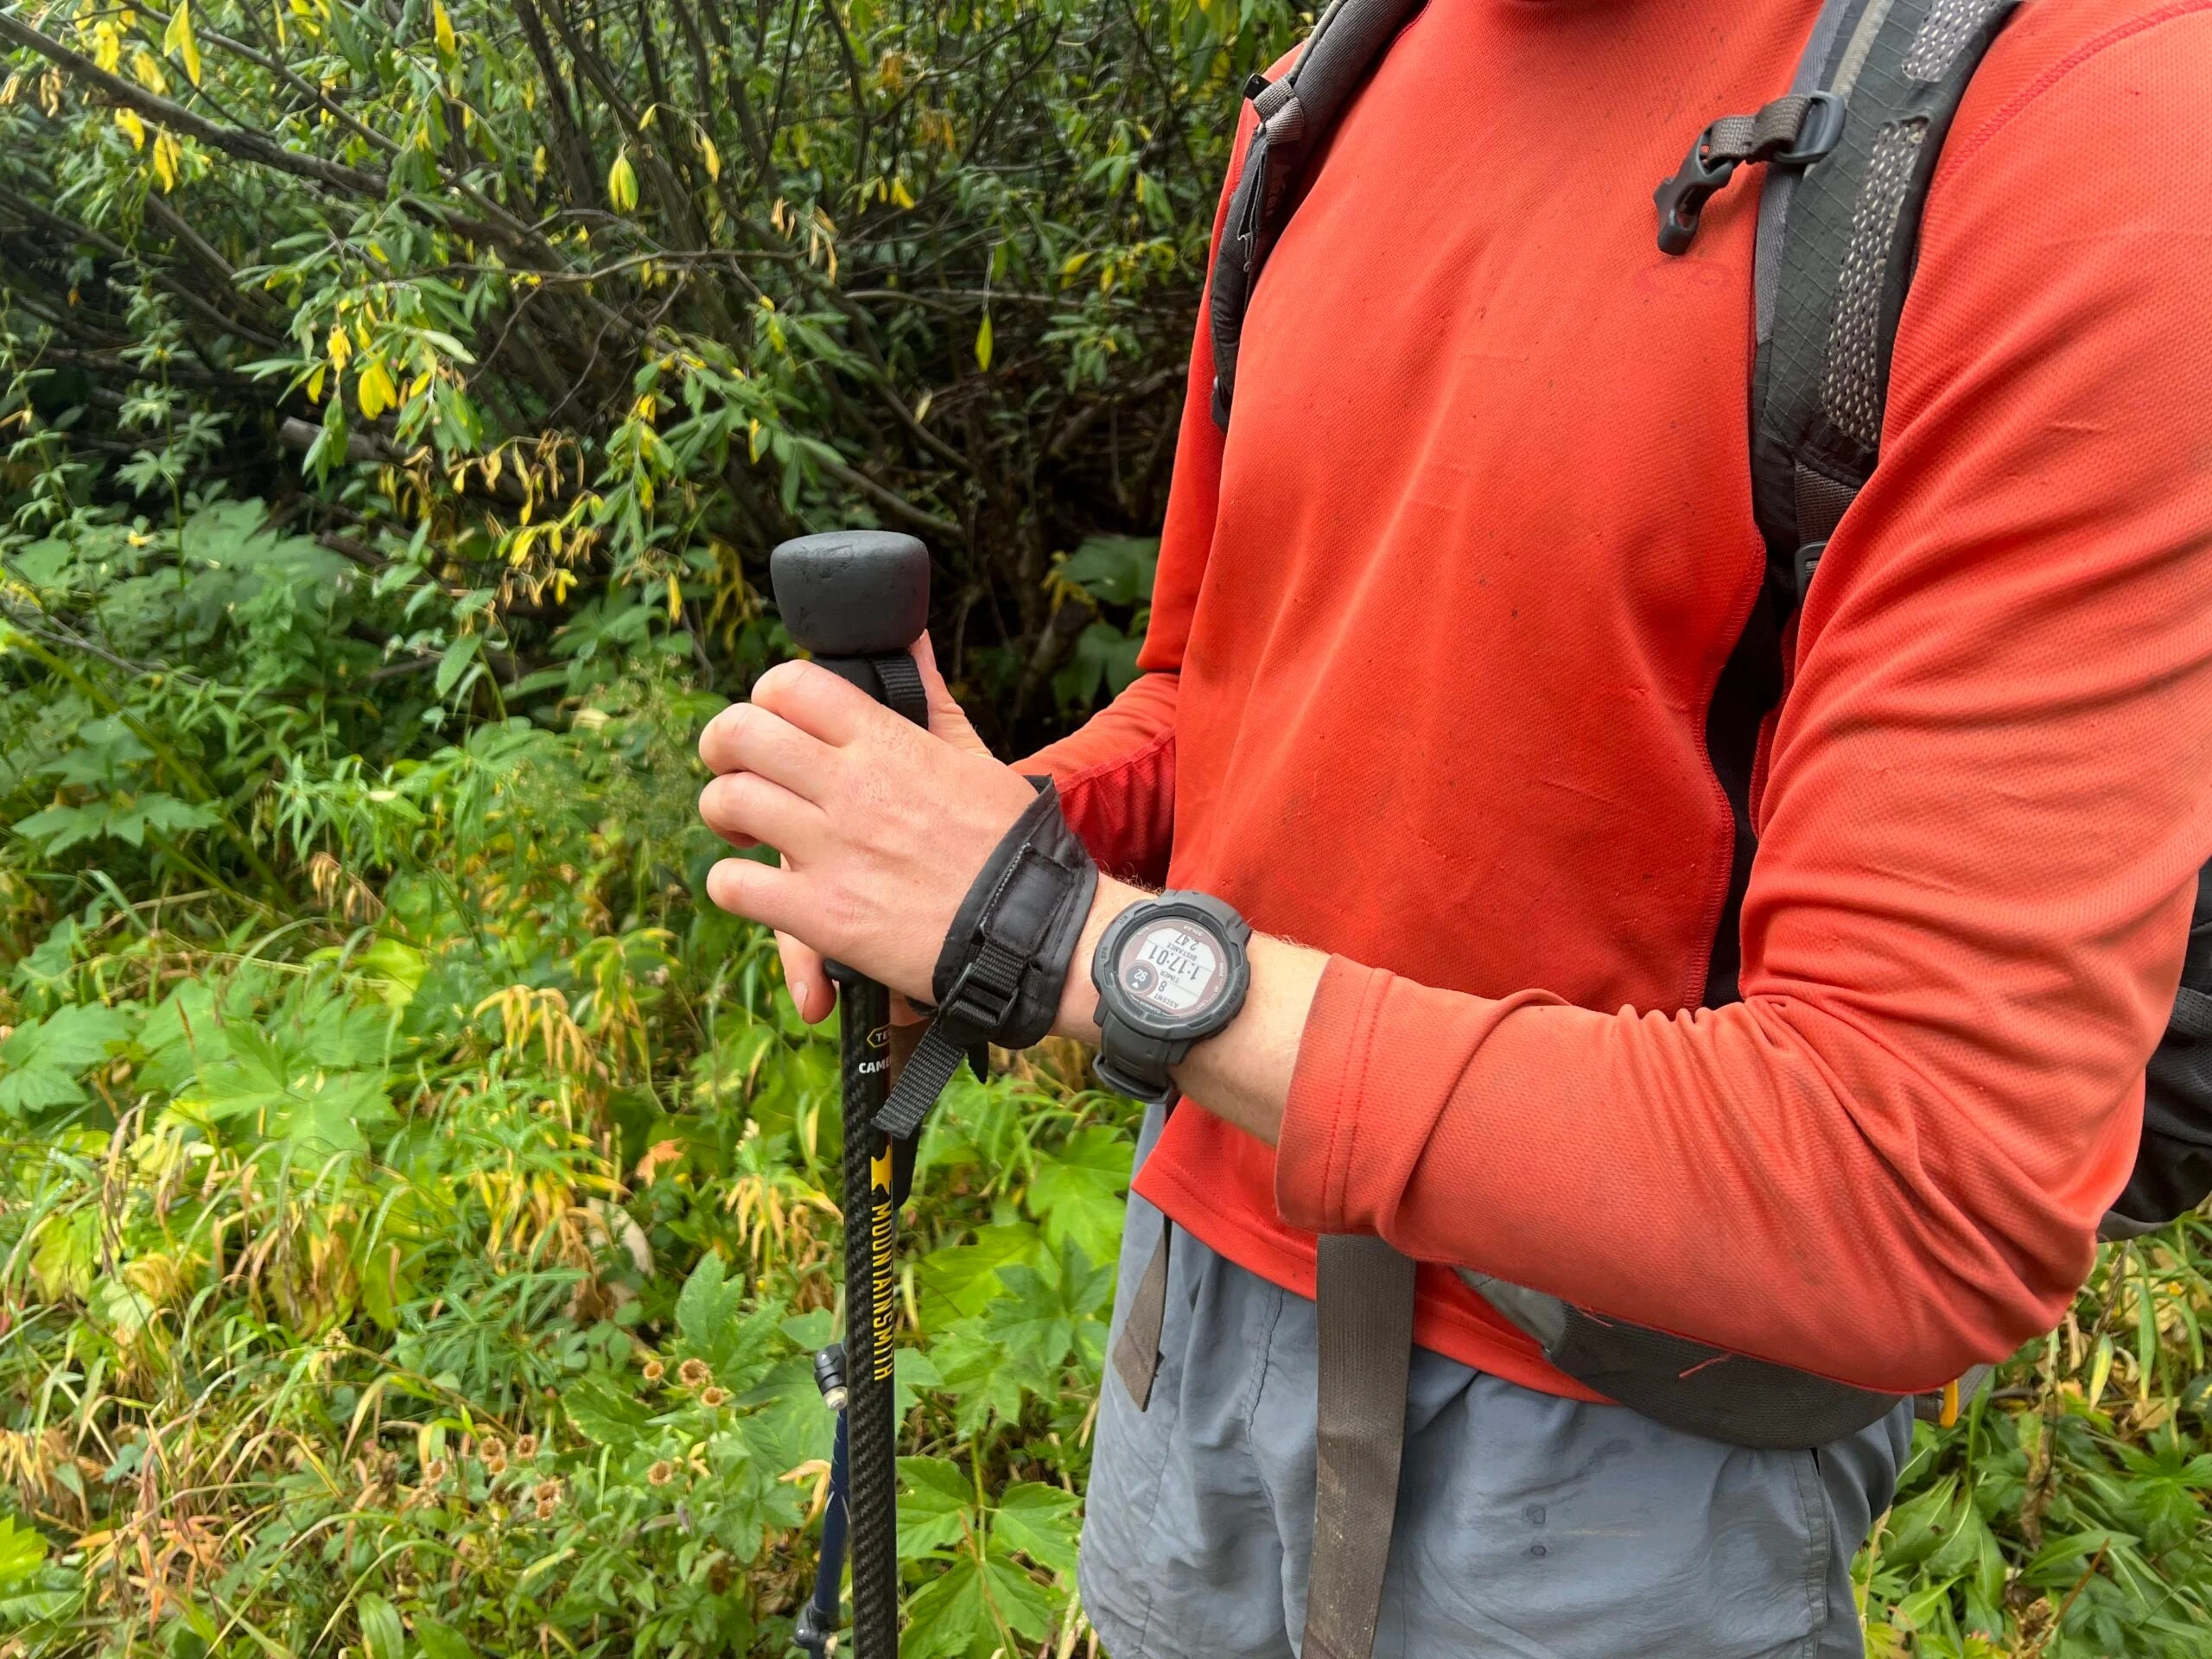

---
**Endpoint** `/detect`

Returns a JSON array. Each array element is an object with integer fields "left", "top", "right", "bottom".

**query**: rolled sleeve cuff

[{"left": 1274, "top": 957, "right": 1560, "bottom": 1241}]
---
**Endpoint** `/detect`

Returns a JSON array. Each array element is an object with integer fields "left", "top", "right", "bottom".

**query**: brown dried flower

[
  {"left": 699, "top": 1386, "right": 730, "bottom": 1408},
  {"left": 514, "top": 1433, "right": 539, "bottom": 1459},
  {"left": 641, "top": 1358, "right": 665, "bottom": 1385},
  {"left": 647, "top": 1459, "right": 676, "bottom": 1487},
  {"left": 677, "top": 1357, "right": 711, "bottom": 1389}
]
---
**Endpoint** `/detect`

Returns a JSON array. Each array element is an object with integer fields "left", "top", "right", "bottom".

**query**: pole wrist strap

[{"left": 874, "top": 779, "right": 1097, "bottom": 1139}]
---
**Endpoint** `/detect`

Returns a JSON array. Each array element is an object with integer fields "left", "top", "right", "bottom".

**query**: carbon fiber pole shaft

[{"left": 840, "top": 974, "right": 899, "bottom": 1656}]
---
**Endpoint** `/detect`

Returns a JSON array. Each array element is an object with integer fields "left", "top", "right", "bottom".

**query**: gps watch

[{"left": 1090, "top": 892, "right": 1253, "bottom": 1104}]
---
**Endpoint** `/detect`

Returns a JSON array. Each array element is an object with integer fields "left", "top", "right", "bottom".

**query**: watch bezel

[{"left": 1093, "top": 893, "right": 1252, "bottom": 1044}]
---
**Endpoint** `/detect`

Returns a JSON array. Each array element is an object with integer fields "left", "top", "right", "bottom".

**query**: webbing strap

[
  {"left": 1110, "top": 1224, "right": 1173, "bottom": 1410},
  {"left": 868, "top": 650, "right": 930, "bottom": 729},
  {"left": 1303, "top": 1236, "right": 1417, "bottom": 1659},
  {"left": 874, "top": 1020, "right": 969, "bottom": 1140},
  {"left": 1706, "top": 93, "right": 1819, "bottom": 163}
]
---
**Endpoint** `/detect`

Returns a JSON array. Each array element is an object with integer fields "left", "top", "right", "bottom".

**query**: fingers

[
  {"left": 698, "top": 771, "right": 823, "bottom": 857},
  {"left": 777, "top": 931, "right": 835, "bottom": 1025},
  {"left": 750, "top": 658, "right": 881, "bottom": 747},
  {"left": 697, "top": 699, "right": 839, "bottom": 797},
  {"left": 912, "top": 632, "right": 993, "bottom": 759},
  {"left": 703, "top": 855, "right": 807, "bottom": 935}
]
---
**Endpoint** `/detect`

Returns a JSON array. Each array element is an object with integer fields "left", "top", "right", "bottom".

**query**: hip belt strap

[
  {"left": 1112, "top": 1224, "right": 1418, "bottom": 1659},
  {"left": 1306, "top": 1236, "right": 1417, "bottom": 1659}
]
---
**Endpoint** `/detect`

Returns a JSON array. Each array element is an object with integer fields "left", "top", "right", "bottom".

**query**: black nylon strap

[
  {"left": 875, "top": 1020, "right": 970, "bottom": 1140},
  {"left": 867, "top": 651, "right": 929, "bottom": 728}
]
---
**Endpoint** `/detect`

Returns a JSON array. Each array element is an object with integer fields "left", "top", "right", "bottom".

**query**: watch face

[{"left": 1115, "top": 918, "right": 1230, "bottom": 1025}]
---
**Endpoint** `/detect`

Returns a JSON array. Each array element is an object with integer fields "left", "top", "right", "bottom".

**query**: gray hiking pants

[{"left": 1077, "top": 1108, "right": 1911, "bottom": 1659}]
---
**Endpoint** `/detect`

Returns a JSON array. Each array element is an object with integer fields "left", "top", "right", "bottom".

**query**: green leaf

[
  {"left": 898, "top": 1457, "right": 976, "bottom": 1559},
  {"left": 355, "top": 1593, "right": 404, "bottom": 1659},
  {"left": 899, "top": 1553, "right": 989, "bottom": 1659},
  {"left": 0, "top": 1517, "right": 48, "bottom": 1589},
  {"left": 676, "top": 1250, "right": 743, "bottom": 1354},
  {"left": 913, "top": 1224, "right": 1038, "bottom": 1325},
  {"left": 991, "top": 1483, "right": 1081, "bottom": 1579},
  {"left": 0, "top": 1004, "right": 130, "bottom": 1116},
  {"left": 974, "top": 312, "right": 993, "bottom": 372},
  {"left": 562, "top": 1374, "right": 651, "bottom": 1447},
  {"left": 1058, "top": 536, "right": 1159, "bottom": 607},
  {"left": 1025, "top": 1125, "right": 1131, "bottom": 1267},
  {"left": 435, "top": 634, "right": 481, "bottom": 698},
  {"left": 413, "top": 1618, "right": 472, "bottom": 1659}
]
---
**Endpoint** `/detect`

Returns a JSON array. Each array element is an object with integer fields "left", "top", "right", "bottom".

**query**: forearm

[{"left": 1053, "top": 877, "right": 1323, "bottom": 1141}]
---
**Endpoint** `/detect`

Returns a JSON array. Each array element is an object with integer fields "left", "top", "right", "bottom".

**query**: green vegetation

[{"left": 0, "top": 0, "right": 2209, "bottom": 1653}]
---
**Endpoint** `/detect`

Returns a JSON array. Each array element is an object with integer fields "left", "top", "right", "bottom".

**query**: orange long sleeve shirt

[{"left": 1027, "top": 0, "right": 2212, "bottom": 1397}]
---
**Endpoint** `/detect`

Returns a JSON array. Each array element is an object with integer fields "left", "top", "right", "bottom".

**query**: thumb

[{"left": 912, "top": 631, "right": 992, "bottom": 759}]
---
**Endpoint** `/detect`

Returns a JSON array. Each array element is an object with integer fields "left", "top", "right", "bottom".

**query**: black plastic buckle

[
  {"left": 1656, "top": 92, "right": 1848, "bottom": 256},
  {"left": 1654, "top": 131, "right": 1738, "bottom": 256},
  {"left": 938, "top": 944, "right": 1020, "bottom": 1033},
  {"left": 1243, "top": 71, "right": 1271, "bottom": 103}
]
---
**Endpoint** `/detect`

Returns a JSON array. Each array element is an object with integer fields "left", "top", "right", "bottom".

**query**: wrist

[{"left": 1052, "top": 877, "right": 1145, "bottom": 1043}]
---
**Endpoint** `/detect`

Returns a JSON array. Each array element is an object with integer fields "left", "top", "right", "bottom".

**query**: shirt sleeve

[
  {"left": 1274, "top": 16, "right": 2212, "bottom": 1394},
  {"left": 1016, "top": 105, "right": 1254, "bottom": 885}
]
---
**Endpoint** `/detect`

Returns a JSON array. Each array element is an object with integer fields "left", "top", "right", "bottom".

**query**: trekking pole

[
  {"left": 792, "top": 1344, "right": 850, "bottom": 1657},
  {"left": 770, "top": 531, "right": 933, "bottom": 1659}
]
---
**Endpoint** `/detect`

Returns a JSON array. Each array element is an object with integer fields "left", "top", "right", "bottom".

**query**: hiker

[{"left": 696, "top": 0, "right": 2212, "bottom": 1649}]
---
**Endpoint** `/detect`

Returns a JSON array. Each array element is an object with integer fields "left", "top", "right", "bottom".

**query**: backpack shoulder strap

[
  {"left": 1749, "top": 0, "right": 2020, "bottom": 625},
  {"left": 1208, "top": 0, "right": 1428, "bottom": 429}
]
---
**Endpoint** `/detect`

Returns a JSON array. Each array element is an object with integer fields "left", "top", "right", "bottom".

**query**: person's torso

[{"left": 1132, "top": 0, "right": 2152, "bottom": 1386}]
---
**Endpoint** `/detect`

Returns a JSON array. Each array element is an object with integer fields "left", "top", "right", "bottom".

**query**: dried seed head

[
  {"left": 641, "top": 1358, "right": 665, "bottom": 1384},
  {"left": 647, "top": 1459, "right": 676, "bottom": 1487},
  {"left": 677, "top": 1358, "right": 710, "bottom": 1389},
  {"left": 514, "top": 1434, "right": 539, "bottom": 1459},
  {"left": 699, "top": 1387, "right": 729, "bottom": 1408}
]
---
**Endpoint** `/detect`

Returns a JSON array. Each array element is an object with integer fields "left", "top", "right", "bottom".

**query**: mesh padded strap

[{"left": 1304, "top": 1236, "right": 1417, "bottom": 1659}]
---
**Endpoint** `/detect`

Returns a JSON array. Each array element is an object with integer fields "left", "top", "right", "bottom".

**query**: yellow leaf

[
  {"left": 696, "top": 132, "right": 720, "bottom": 181},
  {"left": 432, "top": 0, "right": 456, "bottom": 57},
  {"left": 665, "top": 574, "right": 682, "bottom": 623},
  {"left": 551, "top": 568, "right": 575, "bottom": 603},
  {"left": 326, "top": 326, "right": 351, "bottom": 371},
  {"left": 131, "top": 48, "right": 168, "bottom": 94},
  {"left": 305, "top": 363, "right": 327, "bottom": 403},
  {"left": 113, "top": 108, "right": 146, "bottom": 150},
  {"left": 163, "top": 0, "right": 201, "bottom": 86},
  {"left": 974, "top": 313, "right": 993, "bottom": 373},
  {"left": 406, "top": 370, "right": 433, "bottom": 399},
  {"left": 357, "top": 359, "right": 397, "bottom": 420},
  {"left": 92, "top": 22, "right": 121, "bottom": 73},
  {"left": 891, "top": 176, "right": 915, "bottom": 209},
  {"left": 150, "top": 130, "right": 179, "bottom": 192},
  {"left": 532, "top": 144, "right": 548, "bottom": 179},
  {"left": 607, "top": 149, "right": 637, "bottom": 213}
]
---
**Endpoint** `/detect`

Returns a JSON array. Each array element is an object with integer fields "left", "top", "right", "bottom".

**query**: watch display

[{"left": 1091, "top": 892, "right": 1253, "bottom": 1104}]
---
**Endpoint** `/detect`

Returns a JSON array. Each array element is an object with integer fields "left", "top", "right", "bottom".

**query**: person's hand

[{"left": 696, "top": 632, "right": 1033, "bottom": 1018}]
